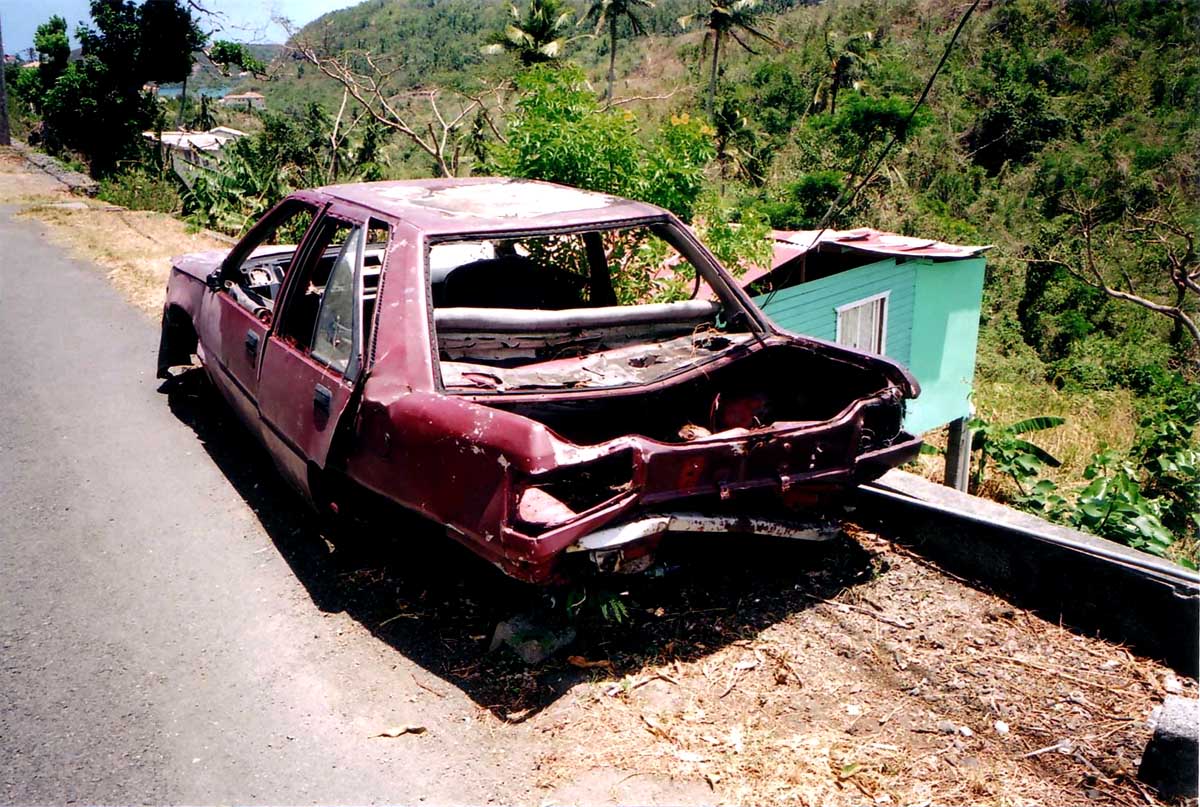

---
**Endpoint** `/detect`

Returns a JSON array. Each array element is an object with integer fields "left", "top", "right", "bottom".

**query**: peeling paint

[{"left": 162, "top": 178, "right": 922, "bottom": 585}]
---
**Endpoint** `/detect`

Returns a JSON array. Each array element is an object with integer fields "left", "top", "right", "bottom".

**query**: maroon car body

[{"left": 158, "top": 178, "right": 921, "bottom": 583}]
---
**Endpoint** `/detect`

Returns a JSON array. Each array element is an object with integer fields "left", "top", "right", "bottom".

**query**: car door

[
  {"left": 197, "top": 199, "right": 322, "bottom": 429},
  {"left": 256, "top": 208, "right": 386, "bottom": 496}
]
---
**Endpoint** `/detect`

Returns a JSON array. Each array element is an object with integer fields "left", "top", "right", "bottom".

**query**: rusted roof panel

[
  {"left": 774, "top": 227, "right": 991, "bottom": 261},
  {"left": 737, "top": 228, "right": 990, "bottom": 289},
  {"left": 317, "top": 178, "right": 666, "bottom": 235}
]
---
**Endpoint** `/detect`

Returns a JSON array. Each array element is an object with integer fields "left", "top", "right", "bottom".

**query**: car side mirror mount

[{"left": 206, "top": 270, "right": 223, "bottom": 292}]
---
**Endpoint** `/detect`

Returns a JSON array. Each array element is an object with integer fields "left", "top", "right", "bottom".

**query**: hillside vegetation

[{"left": 7, "top": 0, "right": 1196, "bottom": 563}]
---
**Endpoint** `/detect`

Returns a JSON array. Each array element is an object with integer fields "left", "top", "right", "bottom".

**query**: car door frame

[
  {"left": 195, "top": 197, "right": 328, "bottom": 433},
  {"left": 255, "top": 203, "right": 379, "bottom": 498}
]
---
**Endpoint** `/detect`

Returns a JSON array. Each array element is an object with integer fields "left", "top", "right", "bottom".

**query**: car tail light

[{"left": 511, "top": 449, "right": 636, "bottom": 534}]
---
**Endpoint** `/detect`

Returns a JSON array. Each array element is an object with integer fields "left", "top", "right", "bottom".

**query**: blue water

[{"left": 156, "top": 85, "right": 231, "bottom": 99}]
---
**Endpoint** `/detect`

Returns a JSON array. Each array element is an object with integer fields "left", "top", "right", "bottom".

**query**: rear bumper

[
  {"left": 492, "top": 431, "right": 922, "bottom": 583},
  {"left": 564, "top": 511, "right": 842, "bottom": 574},
  {"left": 567, "top": 511, "right": 842, "bottom": 553}
]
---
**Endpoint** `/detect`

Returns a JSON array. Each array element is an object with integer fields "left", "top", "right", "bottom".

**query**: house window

[{"left": 836, "top": 292, "right": 889, "bottom": 354}]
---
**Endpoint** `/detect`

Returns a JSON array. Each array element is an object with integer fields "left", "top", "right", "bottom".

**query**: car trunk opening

[
  {"left": 484, "top": 342, "right": 904, "bottom": 448},
  {"left": 429, "top": 221, "right": 768, "bottom": 395}
]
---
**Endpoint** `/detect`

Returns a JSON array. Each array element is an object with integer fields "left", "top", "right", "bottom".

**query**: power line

[{"left": 759, "top": 0, "right": 982, "bottom": 310}]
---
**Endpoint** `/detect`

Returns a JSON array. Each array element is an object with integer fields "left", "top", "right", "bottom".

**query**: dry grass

[
  {"left": 17, "top": 201, "right": 229, "bottom": 318},
  {"left": 528, "top": 528, "right": 1186, "bottom": 806},
  {"left": 974, "top": 380, "right": 1139, "bottom": 484},
  {"left": 911, "top": 380, "right": 1139, "bottom": 501}
]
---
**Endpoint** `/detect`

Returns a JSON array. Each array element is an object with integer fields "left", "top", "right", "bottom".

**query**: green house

[{"left": 746, "top": 229, "right": 988, "bottom": 437}]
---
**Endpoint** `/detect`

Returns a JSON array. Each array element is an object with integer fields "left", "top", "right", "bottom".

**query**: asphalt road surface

[{"left": 0, "top": 206, "right": 532, "bottom": 804}]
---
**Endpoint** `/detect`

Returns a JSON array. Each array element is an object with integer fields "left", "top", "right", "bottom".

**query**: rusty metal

[{"left": 159, "top": 178, "right": 922, "bottom": 583}]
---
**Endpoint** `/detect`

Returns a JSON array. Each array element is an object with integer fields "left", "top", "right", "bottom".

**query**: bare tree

[
  {"left": 291, "top": 37, "right": 509, "bottom": 178},
  {"left": 1034, "top": 192, "right": 1199, "bottom": 354}
]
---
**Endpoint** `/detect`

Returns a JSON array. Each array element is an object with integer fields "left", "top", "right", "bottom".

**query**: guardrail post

[{"left": 944, "top": 416, "right": 971, "bottom": 492}]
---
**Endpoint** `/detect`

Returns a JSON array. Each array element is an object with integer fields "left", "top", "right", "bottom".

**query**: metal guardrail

[{"left": 862, "top": 480, "right": 1200, "bottom": 589}]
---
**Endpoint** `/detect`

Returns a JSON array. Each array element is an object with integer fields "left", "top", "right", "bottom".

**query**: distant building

[
  {"left": 142, "top": 126, "right": 248, "bottom": 186},
  {"left": 219, "top": 91, "right": 266, "bottom": 110}
]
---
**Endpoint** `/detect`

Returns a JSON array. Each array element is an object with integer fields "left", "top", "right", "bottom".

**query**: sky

[{"left": 0, "top": 0, "right": 356, "bottom": 55}]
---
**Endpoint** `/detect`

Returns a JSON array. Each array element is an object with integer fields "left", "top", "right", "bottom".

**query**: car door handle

[
  {"left": 244, "top": 330, "right": 259, "bottom": 362},
  {"left": 314, "top": 384, "right": 332, "bottom": 415}
]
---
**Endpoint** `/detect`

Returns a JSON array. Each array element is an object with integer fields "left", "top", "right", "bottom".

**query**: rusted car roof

[{"left": 316, "top": 178, "right": 665, "bottom": 235}]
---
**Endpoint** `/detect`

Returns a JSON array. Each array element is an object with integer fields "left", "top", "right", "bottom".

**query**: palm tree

[
  {"left": 679, "top": 0, "right": 781, "bottom": 118},
  {"left": 821, "top": 29, "right": 874, "bottom": 116},
  {"left": 582, "top": 0, "right": 656, "bottom": 102},
  {"left": 483, "top": 0, "right": 577, "bottom": 67}
]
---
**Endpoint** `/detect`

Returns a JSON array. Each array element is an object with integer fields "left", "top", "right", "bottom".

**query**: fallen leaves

[
  {"left": 567, "top": 655, "right": 614, "bottom": 670},
  {"left": 372, "top": 724, "right": 427, "bottom": 738}
]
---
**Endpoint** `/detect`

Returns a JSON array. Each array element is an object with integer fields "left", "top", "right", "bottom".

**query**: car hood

[{"left": 171, "top": 249, "right": 230, "bottom": 281}]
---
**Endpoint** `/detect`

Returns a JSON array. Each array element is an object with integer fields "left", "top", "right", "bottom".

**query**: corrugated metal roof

[
  {"left": 774, "top": 227, "right": 990, "bottom": 262},
  {"left": 143, "top": 127, "right": 246, "bottom": 153},
  {"left": 739, "top": 228, "right": 990, "bottom": 289}
]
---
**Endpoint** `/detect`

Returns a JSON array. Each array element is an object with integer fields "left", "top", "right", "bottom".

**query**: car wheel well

[{"left": 157, "top": 305, "right": 199, "bottom": 378}]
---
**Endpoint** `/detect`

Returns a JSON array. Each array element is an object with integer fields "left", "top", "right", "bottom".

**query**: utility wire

[{"left": 759, "top": 0, "right": 982, "bottom": 310}]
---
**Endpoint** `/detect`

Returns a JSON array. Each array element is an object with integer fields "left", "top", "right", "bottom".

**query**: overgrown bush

[
  {"left": 974, "top": 391, "right": 1199, "bottom": 568},
  {"left": 183, "top": 105, "right": 392, "bottom": 235},
  {"left": 487, "top": 64, "right": 773, "bottom": 288},
  {"left": 98, "top": 168, "right": 182, "bottom": 213},
  {"left": 489, "top": 64, "right": 716, "bottom": 220}
]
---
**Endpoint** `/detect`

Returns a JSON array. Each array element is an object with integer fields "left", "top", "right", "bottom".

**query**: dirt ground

[
  {"left": 3, "top": 149, "right": 1193, "bottom": 805},
  {"left": 333, "top": 520, "right": 1188, "bottom": 807}
]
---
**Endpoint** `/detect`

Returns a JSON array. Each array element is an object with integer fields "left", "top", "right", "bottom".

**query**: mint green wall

[
  {"left": 752, "top": 258, "right": 916, "bottom": 366},
  {"left": 904, "top": 257, "right": 986, "bottom": 433},
  {"left": 753, "top": 255, "right": 985, "bottom": 435}
]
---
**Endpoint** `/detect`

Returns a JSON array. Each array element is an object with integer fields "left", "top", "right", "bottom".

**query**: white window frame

[{"left": 835, "top": 291, "right": 890, "bottom": 354}]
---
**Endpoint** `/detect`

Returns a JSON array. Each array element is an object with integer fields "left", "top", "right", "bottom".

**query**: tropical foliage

[
  {"left": 581, "top": 0, "right": 656, "bottom": 101},
  {"left": 678, "top": 0, "right": 780, "bottom": 116},
  {"left": 482, "top": 0, "right": 578, "bottom": 66}
]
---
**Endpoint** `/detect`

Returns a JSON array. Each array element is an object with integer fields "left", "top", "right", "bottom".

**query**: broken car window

[
  {"left": 429, "top": 222, "right": 757, "bottom": 393},
  {"left": 277, "top": 220, "right": 368, "bottom": 375},
  {"left": 224, "top": 200, "right": 317, "bottom": 311},
  {"left": 311, "top": 226, "right": 362, "bottom": 373}
]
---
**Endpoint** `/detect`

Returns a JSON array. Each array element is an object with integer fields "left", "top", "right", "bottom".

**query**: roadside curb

[{"left": 9, "top": 140, "right": 100, "bottom": 196}]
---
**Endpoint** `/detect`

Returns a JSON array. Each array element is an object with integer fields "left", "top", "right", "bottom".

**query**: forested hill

[
  {"left": 265, "top": 0, "right": 802, "bottom": 106},
  {"left": 260, "top": 0, "right": 1197, "bottom": 397}
]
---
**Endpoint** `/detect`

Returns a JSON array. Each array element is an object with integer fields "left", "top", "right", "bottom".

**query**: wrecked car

[{"left": 158, "top": 178, "right": 921, "bottom": 583}]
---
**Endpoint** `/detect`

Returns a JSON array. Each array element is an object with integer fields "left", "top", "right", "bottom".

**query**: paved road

[{"left": 0, "top": 207, "right": 528, "bottom": 804}]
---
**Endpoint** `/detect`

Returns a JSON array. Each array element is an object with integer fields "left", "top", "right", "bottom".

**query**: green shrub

[
  {"left": 99, "top": 168, "right": 182, "bottom": 213},
  {"left": 753, "top": 171, "right": 844, "bottom": 230},
  {"left": 490, "top": 64, "right": 716, "bottom": 221}
]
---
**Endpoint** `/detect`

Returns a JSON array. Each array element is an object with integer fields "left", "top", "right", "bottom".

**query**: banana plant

[{"left": 969, "top": 415, "right": 1065, "bottom": 494}]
